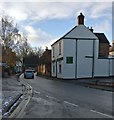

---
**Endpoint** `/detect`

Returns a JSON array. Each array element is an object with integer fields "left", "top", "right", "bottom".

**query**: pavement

[
  {"left": 43, "top": 76, "right": 114, "bottom": 92},
  {"left": 67, "top": 77, "right": 114, "bottom": 92},
  {"left": 2, "top": 75, "right": 25, "bottom": 118}
]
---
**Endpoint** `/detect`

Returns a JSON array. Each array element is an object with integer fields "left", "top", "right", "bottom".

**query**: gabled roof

[
  {"left": 94, "top": 33, "right": 110, "bottom": 44},
  {"left": 51, "top": 25, "right": 98, "bottom": 46},
  {"left": 51, "top": 26, "right": 77, "bottom": 46}
]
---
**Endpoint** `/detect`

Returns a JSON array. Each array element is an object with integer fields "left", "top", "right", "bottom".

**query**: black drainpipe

[
  {"left": 92, "top": 40, "right": 95, "bottom": 78},
  {"left": 75, "top": 39, "right": 78, "bottom": 79}
]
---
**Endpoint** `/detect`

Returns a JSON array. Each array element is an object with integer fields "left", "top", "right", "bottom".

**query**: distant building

[
  {"left": 0, "top": 62, "right": 10, "bottom": 77},
  {"left": 109, "top": 40, "right": 114, "bottom": 56},
  {"left": 23, "top": 54, "right": 39, "bottom": 69},
  {"left": 37, "top": 47, "right": 51, "bottom": 77},
  {"left": 51, "top": 13, "right": 113, "bottom": 79},
  {"left": 15, "top": 60, "right": 23, "bottom": 73},
  {"left": 94, "top": 33, "right": 110, "bottom": 57}
]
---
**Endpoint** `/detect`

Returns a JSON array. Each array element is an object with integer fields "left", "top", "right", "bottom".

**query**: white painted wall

[
  {"left": 94, "top": 58, "right": 109, "bottom": 77},
  {"left": 109, "top": 59, "right": 114, "bottom": 76},
  {"left": 51, "top": 62, "right": 56, "bottom": 77},
  {"left": 51, "top": 24, "right": 112, "bottom": 79},
  {"left": 51, "top": 41, "right": 57, "bottom": 77},
  {"left": 77, "top": 40, "right": 93, "bottom": 78},
  {"left": 57, "top": 60, "right": 63, "bottom": 78},
  {"left": 51, "top": 40, "right": 63, "bottom": 61},
  {"left": 51, "top": 43, "right": 58, "bottom": 61},
  {"left": 93, "top": 39, "right": 110, "bottom": 77},
  {"left": 51, "top": 40, "right": 64, "bottom": 77},
  {"left": 94, "top": 40, "right": 99, "bottom": 58},
  {"left": 63, "top": 39, "right": 76, "bottom": 79}
]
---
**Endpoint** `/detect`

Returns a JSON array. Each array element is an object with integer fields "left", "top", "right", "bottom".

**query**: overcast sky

[{"left": 0, "top": 0, "right": 113, "bottom": 49}]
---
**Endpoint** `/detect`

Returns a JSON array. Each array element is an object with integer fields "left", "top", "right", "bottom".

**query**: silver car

[{"left": 24, "top": 70, "right": 34, "bottom": 79}]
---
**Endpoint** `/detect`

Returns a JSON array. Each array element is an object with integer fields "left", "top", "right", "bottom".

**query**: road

[{"left": 20, "top": 74, "right": 113, "bottom": 118}]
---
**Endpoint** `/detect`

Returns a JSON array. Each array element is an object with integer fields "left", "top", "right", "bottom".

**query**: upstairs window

[
  {"left": 52, "top": 47, "right": 54, "bottom": 58},
  {"left": 59, "top": 42, "right": 61, "bottom": 55}
]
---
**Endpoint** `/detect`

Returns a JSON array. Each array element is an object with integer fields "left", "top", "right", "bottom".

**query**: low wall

[
  {"left": 94, "top": 58, "right": 114, "bottom": 77},
  {"left": 109, "top": 59, "right": 114, "bottom": 76},
  {"left": 94, "top": 58, "right": 109, "bottom": 77}
]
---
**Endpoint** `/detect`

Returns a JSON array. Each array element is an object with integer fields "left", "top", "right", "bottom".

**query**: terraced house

[{"left": 51, "top": 13, "right": 114, "bottom": 79}]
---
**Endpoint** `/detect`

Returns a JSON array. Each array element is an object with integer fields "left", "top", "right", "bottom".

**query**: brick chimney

[{"left": 77, "top": 13, "right": 85, "bottom": 25}]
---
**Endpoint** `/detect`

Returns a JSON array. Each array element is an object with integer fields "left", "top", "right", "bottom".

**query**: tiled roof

[
  {"left": 94, "top": 33, "right": 110, "bottom": 44},
  {"left": 51, "top": 26, "right": 77, "bottom": 46}
]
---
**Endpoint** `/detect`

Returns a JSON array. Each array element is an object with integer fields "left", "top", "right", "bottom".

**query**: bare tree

[
  {"left": 32, "top": 47, "right": 44, "bottom": 57},
  {"left": 1, "top": 16, "right": 15, "bottom": 48},
  {"left": 0, "top": 15, "right": 44, "bottom": 70}
]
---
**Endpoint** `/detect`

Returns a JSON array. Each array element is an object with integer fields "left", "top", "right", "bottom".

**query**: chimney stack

[
  {"left": 89, "top": 27, "right": 94, "bottom": 32},
  {"left": 77, "top": 13, "right": 85, "bottom": 25},
  {"left": 45, "top": 46, "right": 48, "bottom": 51}
]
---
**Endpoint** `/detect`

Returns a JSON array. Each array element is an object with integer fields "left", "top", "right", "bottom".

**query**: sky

[{"left": 0, "top": 0, "right": 113, "bottom": 49}]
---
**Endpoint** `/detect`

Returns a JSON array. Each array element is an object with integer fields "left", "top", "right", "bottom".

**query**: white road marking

[
  {"left": 90, "top": 109, "right": 113, "bottom": 118},
  {"left": 34, "top": 90, "right": 40, "bottom": 94},
  {"left": 64, "top": 101, "right": 78, "bottom": 107}
]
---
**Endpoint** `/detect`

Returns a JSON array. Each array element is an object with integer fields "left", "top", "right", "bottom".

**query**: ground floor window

[
  {"left": 53, "top": 65, "right": 55, "bottom": 74},
  {"left": 66, "top": 57, "right": 73, "bottom": 64},
  {"left": 59, "top": 64, "right": 61, "bottom": 74}
]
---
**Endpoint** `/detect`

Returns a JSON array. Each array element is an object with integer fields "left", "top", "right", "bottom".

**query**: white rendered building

[{"left": 51, "top": 13, "right": 114, "bottom": 79}]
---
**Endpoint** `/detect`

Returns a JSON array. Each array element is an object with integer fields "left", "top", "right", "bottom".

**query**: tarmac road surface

[{"left": 20, "top": 74, "right": 113, "bottom": 118}]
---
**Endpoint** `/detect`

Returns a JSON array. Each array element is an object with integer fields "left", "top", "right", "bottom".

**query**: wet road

[{"left": 20, "top": 75, "right": 113, "bottom": 118}]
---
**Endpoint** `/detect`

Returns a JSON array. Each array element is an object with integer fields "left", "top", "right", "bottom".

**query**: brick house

[
  {"left": 37, "top": 47, "right": 51, "bottom": 77},
  {"left": 94, "top": 33, "right": 110, "bottom": 57}
]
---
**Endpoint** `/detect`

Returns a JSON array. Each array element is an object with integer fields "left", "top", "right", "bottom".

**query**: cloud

[
  {"left": 93, "top": 20, "right": 112, "bottom": 42},
  {"left": 23, "top": 25, "right": 55, "bottom": 49},
  {"left": 0, "top": 3, "right": 28, "bottom": 21},
  {"left": 88, "top": 2, "right": 112, "bottom": 19},
  {"left": 94, "top": 20, "right": 111, "bottom": 33},
  {"left": 0, "top": 2, "right": 112, "bottom": 47},
  {"left": 0, "top": 0, "right": 113, "bottom": 2},
  {"left": 0, "top": 2, "right": 112, "bottom": 22}
]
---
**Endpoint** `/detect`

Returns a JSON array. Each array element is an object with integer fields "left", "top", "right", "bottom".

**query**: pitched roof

[
  {"left": 51, "top": 27, "right": 110, "bottom": 46},
  {"left": 94, "top": 33, "right": 110, "bottom": 44},
  {"left": 51, "top": 26, "right": 77, "bottom": 46},
  {"left": 51, "top": 25, "right": 98, "bottom": 46}
]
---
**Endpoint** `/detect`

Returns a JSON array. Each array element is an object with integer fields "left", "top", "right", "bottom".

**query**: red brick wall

[{"left": 99, "top": 43, "right": 109, "bottom": 57}]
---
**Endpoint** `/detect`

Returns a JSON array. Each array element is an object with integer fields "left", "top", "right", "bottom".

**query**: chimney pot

[
  {"left": 89, "top": 27, "right": 94, "bottom": 32},
  {"left": 77, "top": 12, "right": 85, "bottom": 25},
  {"left": 45, "top": 46, "right": 48, "bottom": 51}
]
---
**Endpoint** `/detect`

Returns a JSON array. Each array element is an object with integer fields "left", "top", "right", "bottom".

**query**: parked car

[{"left": 24, "top": 70, "right": 34, "bottom": 79}]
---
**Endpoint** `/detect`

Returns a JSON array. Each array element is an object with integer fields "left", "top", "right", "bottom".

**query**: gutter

[{"left": 2, "top": 83, "right": 32, "bottom": 118}]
